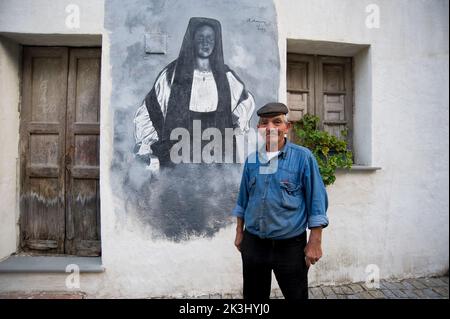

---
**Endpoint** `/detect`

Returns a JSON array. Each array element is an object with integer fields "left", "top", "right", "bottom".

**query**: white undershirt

[
  {"left": 266, "top": 151, "right": 280, "bottom": 161},
  {"left": 189, "top": 70, "right": 218, "bottom": 112}
]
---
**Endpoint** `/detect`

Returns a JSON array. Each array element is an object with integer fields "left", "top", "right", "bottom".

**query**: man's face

[
  {"left": 194, "top": 25, "right": 215, "bottom": 58},
  {"left": 257, "top": 115, "right": 291, "bottom": 150}
]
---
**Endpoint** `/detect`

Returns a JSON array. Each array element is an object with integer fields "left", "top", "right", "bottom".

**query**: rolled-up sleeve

[
  {"left": 231, "top": 161, "right": 250, "bottom": 219},
  {"left": 302, "top": 152, "right": 329, "bottom": 229}
]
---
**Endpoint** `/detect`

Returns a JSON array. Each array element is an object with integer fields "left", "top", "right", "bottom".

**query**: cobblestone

[
  {"left": 429, "top": 277, "right": 447, "bottom": 287},
  {"left": 381, "top": 289, "right": 397, "bottom": 298},
  {"left": 390, "top": 289, "right": 409, "bottom": 298},
  {"left": 432, "top": 286, "right": 449, "bottom": 298},
  {"left": 340, "top": 285, "right": 355, "bottom": 295},
  {"left": 321, "top": 286, "right": 335, "bottom": 296},
  {"left": 380, "top": 281, "right": 399, "bottom": 290},
  {"left": 409, "top": 279, "right": 428, "bottom": 289},
  {"left": 418, "top": 277, "right": 446, "bottom": 288},
  {"left": 355, "top": 291, "right": 373, "bottom": 299},
  {"left": 400, "top": 280, "right": 417, "bottom": 290},
  {"left": 421, "top": 288, "right": 443, "bottom": 299},
  {"left": 368, "top": 289, "right": 387, "bottom": 299},
  {"left": 400, "top": 289, "right": 420, "bottom": 299},
  {"left": 412, "top": 289, "right": 429, "bottom": 299},
  {"left": 331, "top": 286, "right": 344, "bottom": 295},
  {"left": 309, "top": 287, "right": 324, "bottom": 299},
  {"left": 349, "top": 283, "right": 365, "bottom": 293}
]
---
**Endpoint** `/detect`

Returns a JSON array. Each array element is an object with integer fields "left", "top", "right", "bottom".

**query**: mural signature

[{"left": 246, "top": 17, "right": 270, "bottom": 32}]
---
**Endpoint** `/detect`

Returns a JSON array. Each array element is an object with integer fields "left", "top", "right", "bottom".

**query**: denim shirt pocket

[{"left": 280, "top": 181, "right": 301, "bottom": 210}]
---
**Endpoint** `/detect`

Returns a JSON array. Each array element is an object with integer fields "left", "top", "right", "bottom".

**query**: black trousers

[{"left": 241, "top": 229, "right": 309, "bottom": 300}]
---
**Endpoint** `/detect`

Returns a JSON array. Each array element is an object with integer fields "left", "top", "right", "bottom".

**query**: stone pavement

[
  {"left": 196, "top": 276, "right": 449, "bottom": 299},
  {"left": 305, "top": 276, "right": 449, "bottom": 299},
  {"left": 0, "top": 276, "right": 447, "bottom": 299}
]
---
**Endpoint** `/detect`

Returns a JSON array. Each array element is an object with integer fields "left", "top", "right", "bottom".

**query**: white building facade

[{"left": 0, "top": 0, "right": 448, "bottom": 298}]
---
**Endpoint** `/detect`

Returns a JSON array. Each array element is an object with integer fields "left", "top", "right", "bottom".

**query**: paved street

[
  {"left": 201, "top": 276, "right": 449, "bottom": 299},
  {"left": 0, "top": 276, "right": 447, "bottom": 299},
  {"left": 305, "top": 276, "right": 449, "bottom": 299}
]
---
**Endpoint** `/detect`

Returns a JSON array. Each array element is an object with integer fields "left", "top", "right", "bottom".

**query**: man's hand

[
  {"left": 235, "top": 229, "right": 244, "bottom": 252},
  {"left": 304, "top": 227, "right": 323, "bottom": 268},
  {"left": 235, "top": 217, "right": 244, "bottom": 252}
]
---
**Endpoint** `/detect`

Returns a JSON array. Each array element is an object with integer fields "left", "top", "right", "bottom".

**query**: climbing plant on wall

[{"left": 293, "top": 114, "right": 353, "bottom": 186}]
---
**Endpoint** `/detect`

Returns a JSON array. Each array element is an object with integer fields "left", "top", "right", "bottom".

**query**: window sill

[
  {"left": 0, "top": 255, "right": 105, "bottom": 273},
  {"left": 336, "top": 165, "right": 381, "bottom": 172}
]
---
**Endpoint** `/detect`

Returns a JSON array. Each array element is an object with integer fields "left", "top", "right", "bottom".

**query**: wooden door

[
  {"left": 20, "top": 47, "right": 68, "bottom": 254},
  {"left": 19, "top": 47, "right": 101, "bottom": 256},
  {"left": 65, "top": 49, "right": 101, "bottom": 256}
]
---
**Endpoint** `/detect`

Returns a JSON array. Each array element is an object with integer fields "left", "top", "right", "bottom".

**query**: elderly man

[{"left": 232, "top": 102, "right": 329, "bottom": 300}]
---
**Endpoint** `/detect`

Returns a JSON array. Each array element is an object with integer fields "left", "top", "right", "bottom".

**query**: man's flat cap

[{"left": 256, "top": 102, "right": 289, "bottom": 117}]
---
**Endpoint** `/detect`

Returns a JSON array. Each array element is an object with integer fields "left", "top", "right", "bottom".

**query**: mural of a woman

[
  {"left": 132, "top": 17, "right": 255, "bottom": 240},
  {"left": 134, "top": 17, "right": 255, "bottom": 167}
]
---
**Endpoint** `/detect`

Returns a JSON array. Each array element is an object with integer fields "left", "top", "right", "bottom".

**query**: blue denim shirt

[{"left": 232, "top": 141, "right": 329, "bottom": 239}]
